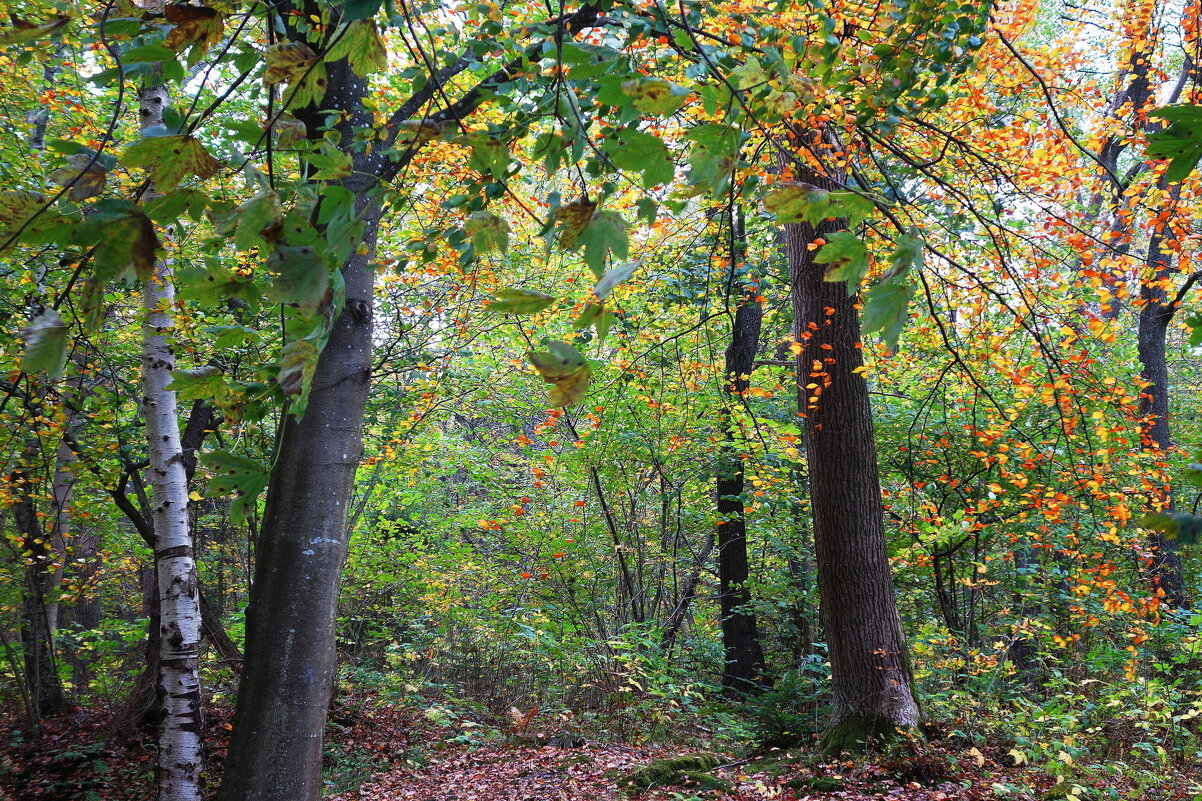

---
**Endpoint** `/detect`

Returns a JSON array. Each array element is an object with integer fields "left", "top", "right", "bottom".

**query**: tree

[
  {"left": 714, "top": 204, "right": 770, "bottom": 693},
  {"left": 137, "top": 82, "right": 203, "bottom": 801},
  {"left": 783, "top": 159, "right": 920, "bottom": 750}
]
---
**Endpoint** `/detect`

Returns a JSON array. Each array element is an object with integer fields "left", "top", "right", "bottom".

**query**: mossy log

[{"left": 616, "top": 753, "right": 725, "bottom": 793}]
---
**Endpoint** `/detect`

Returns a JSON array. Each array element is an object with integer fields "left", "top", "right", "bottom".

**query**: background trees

[{"left": 0, "top": 0, "right": 1199, "bottom": 796}]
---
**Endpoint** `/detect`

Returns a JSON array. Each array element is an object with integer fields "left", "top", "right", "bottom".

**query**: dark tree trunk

[
  {"left": 784, "top": 171, "right": 920, "bottom": 751},
  {"left": 715, "top": 208, "right": 770, "bottom": 692},
  {"left": 11, "top": 467, "right": 67, "bottom": 720},
  {"left": 1138, "top": 216, "right": 1189, "bottom": 609}
]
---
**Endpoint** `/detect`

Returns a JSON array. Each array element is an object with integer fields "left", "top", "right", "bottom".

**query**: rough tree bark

[
  {"left": 784, "top": 163, "right": 920, "bottom": 752},
  {"left": 139, "top": 83, "right": 204, "bottom": 801}
]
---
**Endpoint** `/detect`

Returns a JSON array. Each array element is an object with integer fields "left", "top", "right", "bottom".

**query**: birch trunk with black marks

[
  {"left": 784, "top": 166, "right": 920, "bottom": 752},
  {"left": 139, "top": 83, "right": 203, "bottom": 801}
]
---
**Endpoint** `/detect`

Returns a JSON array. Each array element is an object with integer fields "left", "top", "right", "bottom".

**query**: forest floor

[{"left": 1, "top": 690, "right": 1200, "bottom": 801}]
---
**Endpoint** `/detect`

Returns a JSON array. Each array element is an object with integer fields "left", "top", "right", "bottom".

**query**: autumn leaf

[
  {"left": 489, "top": 288, "right": 555, "bottom": 314},
  {"left": 163, "top": 3, "right": 224, "bottom": 64},
  {"left": 395, "top": 119, "right": 448, "bottom": 144},
  {"left": 554, "top": 198, "right": 597, "bottom": 251},
  {"left": 0, "top": 190, "right": 60, "bottom": 241},
  {"left": 263, "top": 41, "right": 319, "bottom": 85},
  {"left": 123, "top": 134, "right": 222, "bottom": 191},
  {"left": 528, "top": 341, "right": 592, "bottom": 407},
  {"left": 278, "top": 339, "right": 319, "bottom": 416},
  {"left": 49, "top": 153, "right": 107, "bottom": 200},
  {"left": 325, "top": 20, "right": 388, "bottom": 77}
]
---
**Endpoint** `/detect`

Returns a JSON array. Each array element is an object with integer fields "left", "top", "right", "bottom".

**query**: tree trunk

[
  {"left": 218, "top": 202, "right": 379, "bottom": 801},
  {"left": 139, "top": 83, "right": 204, "bottom": 801},
  {"left": 784, "top": 172, "right": 920, "bottom": 751},
  {"left": 11, "top": 460, "right": 66, "bottom": 721},
  {"left": 715, "top": 207, "right": 770, "bottom": 693},
  {"left": 1138, "top": 211, "right": 1189, "bottom": 609}
]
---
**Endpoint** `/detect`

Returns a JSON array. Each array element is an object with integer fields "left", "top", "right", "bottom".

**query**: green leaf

[
  {"left": 342, "top": 0, "right": 384, "bottom": 22},
  {"left": 594, "top": 260, "right": 638, "bottom": 299},
  {"left": 267, "top": 244, "right": 330, "bottom": 315},
  {"left": 142, "top": 188, "right": 209, "bottom": 223},
  {"left": 683, "top": 124, "right": 740, "bottom": 196},
  {"left": 465, "top": 136, "right": 511, "bottom": 181},
  {"left": 1185, "top": 313, "right": 1202, "bottom": 347},
  {"left": 165, "top": 365, "right": 228, "bottom": 401},
  {"left": 325, "top": 20, "right": 387, "bottom": 76},
  {"left": 1147, "top": 105, "right": 1202, "bottom": 183},
  {"left": 489, "top": 288, "right": 555, "bottom": 314},
  {"left": 464, "top": 211, "right": 510, "bottom": 254},
  {"left": 21, "top": 309, "right": 69, "bottom": 379},
  {"left": 607, "top": 128, "right": 674, "bottom": 188},
  {"left": 124, "top": 135, "right": 222, "bottom": 192},
  {"left": 0, "top": 15, "right": 70, "bottom": 46},
  {"left": 815, "top": 231, "right": 870, "bottom": 288},
  {"left": 305, "top": 144, "right": 352, "bottom": 181},
  {"left": 77, "top": 201, "right": 161, "bottom": 282},
  {"left": 178, "top": 262, "right": 261, "bottom": 307},
  {"left": 887, "top": 231, "right": 924, "bottom": 277},
  {"left": 621, "top": 78, "right": 689, "bottom": 115},
  {"left": 1138, "top": 512, "right": 1202, "bottom": 545},
  {"left": 577, "top": 210, "right": 629, "bottom": 278},
  {"left": 861, "top": 277, "right": 914, "bottom": 353},
  {"left": 234, "top": 192, "right": 282, "bottom": 251},
  {"left": 826, "top": 191, "right": 876, "bottom": 226},
  {"left": 764, "top": 181, "right": 830, "bottom": 224},
  {"left": 121, "top": 43, "right": 177, "bottom": 63},
  {"left": 201, "top": 450, "right": 270, "bottom": 525}
]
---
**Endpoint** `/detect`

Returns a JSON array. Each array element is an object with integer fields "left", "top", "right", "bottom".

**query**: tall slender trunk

[
  {"left": 11, "top": 456, "right": 66, "bottom": 722},
  {"left": 784, "top": 165, "right": 920, "bottom": 751},
  {"left": 139, "top": 83, "right": 203, "bottom": 801},
  {"left": 1138, "top": 204, "right": 1190, "bottom": 609},
  {"left": 715, "top": 208, "right": 769, "bottom": 692}
]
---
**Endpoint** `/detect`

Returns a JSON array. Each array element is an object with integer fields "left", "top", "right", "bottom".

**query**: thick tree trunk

[
  {"left": 715, "top": 222, "right": 770, "bottom": 692},
  {"left": 139, "top": 83, "right": 204, "bottom": 801},
  {"left": 218, "top": 203, "right": 378, "bottom": 801},
  {"left": 784, "top": 180, "right": 920, "bottom": 751}
]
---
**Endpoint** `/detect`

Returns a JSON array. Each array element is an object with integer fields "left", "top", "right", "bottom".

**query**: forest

[{"left": 0, "top": 0, "right": 1200, "bottom": 798}]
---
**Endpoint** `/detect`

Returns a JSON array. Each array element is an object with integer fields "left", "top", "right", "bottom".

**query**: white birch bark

[{"left": 139, "top": 83, "right": 203, "bottom": 801}]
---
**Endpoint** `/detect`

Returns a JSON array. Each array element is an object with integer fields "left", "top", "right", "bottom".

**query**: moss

[
  {"left": 820, "top": 715, "right": 915, "bottom": 756},
  {"left": 616, "top": 753, "right": 724, "bottom": 793},
  {"left": 788, "top": 776, "right": 845, "bottom": 792}
]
